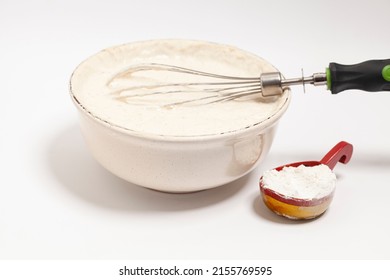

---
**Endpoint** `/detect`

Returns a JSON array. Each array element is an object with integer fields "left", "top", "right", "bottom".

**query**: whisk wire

[
  {"left": 109, "top": 63, "right": 264, "bottom": 105},
  {"left": 108, "top": 62, "right": 328, "bottom": 106},
  {"left": 135, "top": 63, "right": 261, "bottom": 81}
]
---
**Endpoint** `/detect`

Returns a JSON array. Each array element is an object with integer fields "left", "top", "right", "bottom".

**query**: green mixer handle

[{"left": 326, "top": 59, "right": 390, "bottom": 94}]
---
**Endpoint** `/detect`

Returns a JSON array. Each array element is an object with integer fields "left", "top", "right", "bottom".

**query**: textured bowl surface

[{"left": 70, "top": 39, "right": 291, "bottom": 192}]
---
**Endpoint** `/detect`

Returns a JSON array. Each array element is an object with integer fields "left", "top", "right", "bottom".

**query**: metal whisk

[{"left": 108, "top": 59, "right": 390, "bottom": 106}]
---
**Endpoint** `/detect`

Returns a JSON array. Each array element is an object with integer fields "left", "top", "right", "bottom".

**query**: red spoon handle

[{"left": 320, "top": 141, "right": 353, "bottom": 170}]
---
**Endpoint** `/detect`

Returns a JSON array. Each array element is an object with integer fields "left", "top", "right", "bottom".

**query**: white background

[{"left": 1, "top": 0, "right": 389, "bottom": 260}]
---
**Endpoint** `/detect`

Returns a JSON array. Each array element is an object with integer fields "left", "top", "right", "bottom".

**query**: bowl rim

[{"left": 69, "top": 39, "right": 291, "bottom": 142}]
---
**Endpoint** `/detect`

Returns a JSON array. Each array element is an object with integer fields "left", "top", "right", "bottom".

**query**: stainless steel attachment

[
  {"left": 261, "top": 72, "right": 327, "bottom": 97},
  {"left": 109, "top": 63, "right": 328, "bottom": 106}
]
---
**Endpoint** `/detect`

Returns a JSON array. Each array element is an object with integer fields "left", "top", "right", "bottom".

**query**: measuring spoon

[{"left": 259, "top": 141, "right": 353, "bottom": 219}]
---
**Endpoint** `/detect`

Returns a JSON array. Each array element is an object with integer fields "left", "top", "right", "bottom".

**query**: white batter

[{"left": 71, "top": 40, "right": 289, "bottom": 137}]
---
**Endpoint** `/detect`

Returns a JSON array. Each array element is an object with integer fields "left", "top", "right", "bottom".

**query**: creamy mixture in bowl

[
  {"left": 71, "top": 40, "right": 289, "bottom": 138},
  {"left": 70, "top": 39, "right": 290, "bottom": 192}
]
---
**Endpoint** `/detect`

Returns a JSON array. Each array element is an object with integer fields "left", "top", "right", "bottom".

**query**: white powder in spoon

[{"left": 261, "top": 164, "right": 336, "bottom": 199}]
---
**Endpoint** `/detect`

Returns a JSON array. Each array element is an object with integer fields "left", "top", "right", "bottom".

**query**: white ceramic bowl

[{"left": 69, "top": 39, "right": 290, "bottom": 193}]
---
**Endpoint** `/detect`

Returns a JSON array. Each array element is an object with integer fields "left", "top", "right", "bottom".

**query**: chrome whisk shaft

[{"left": 261, "top": 72, "right": 327, "bottom": 97}]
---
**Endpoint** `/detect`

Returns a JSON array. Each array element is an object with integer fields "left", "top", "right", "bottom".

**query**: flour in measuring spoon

[{"left": 262, "top": 164, "right": 337, "bottom": 199}]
